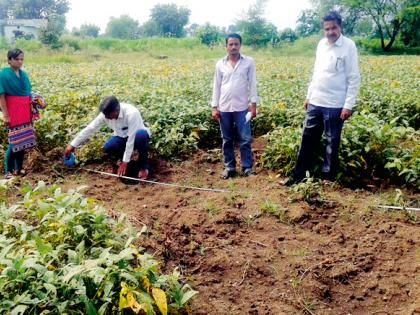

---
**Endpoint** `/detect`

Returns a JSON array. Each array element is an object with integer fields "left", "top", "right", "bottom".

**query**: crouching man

[{"left": 64, "top": 96, "right": 150, "bottom": 179}]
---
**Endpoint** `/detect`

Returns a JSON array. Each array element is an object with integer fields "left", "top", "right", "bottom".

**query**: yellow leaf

[
  {"left": 119, "top": 283, "right": 145, "bottom": 314},
  {"left": 119, "top": 282, "right": 129, "bottom": 310},
  {"left": 152, "top": 287, "right": 168, "bottom": 315},
  {"left": 127, "top": 292, "right": 144, "bottom": 314},
  {"left": 191, "top": 131, "right": 200, "bottom": 139},
  {"left": 142, "top": 276, "right": 150, "bottom": 292}
]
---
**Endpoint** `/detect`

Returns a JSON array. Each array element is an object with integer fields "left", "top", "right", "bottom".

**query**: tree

[
  {"left": 234, "top": 0, "right": 277, "bottom": 47},
  {"left": 353, "top": 17, "right": 375, "bottom": 36},
  {"left": 311, "top": 0, "right": 365, "bottom": 35},
  {"left": 296, "top": 9, "right": 321, "bottom": 37},
  {"left": 194, "top": 23, "right": 224, "bottom": 46},
  {"left": 39, "top": 13, "right": 65, "bottom": 48},
  {"left": 0, "top": 0, "right": 69, "bottom": 47},
  {"left": 8, "top": 0, "right": 69, "bottom": 19},
  {"left": 106, "top": 15, "right": 139, "bottom": 39},
  {"left": 138, "top": 20, "right": 159, "bottom": 37},
  {"left": 185, "top": 22, "right": 199, "bottom": 37},
  {"left": 0, "top": 0, "right": 11, "bottom": 19},
  {"left": 399, "top": 4, "right": 420, "bottom": 46},
  {"left": 279, "top": 28, "right": 298, "bottom": 43},
  {"left": 343, "top": 0, "right": 413, "bottom": 51},
  {"left": 79, "top": 23, "right": 100, "bottom": 38},
  {"left": 150, "top": 3, "right": 190, "bottom": 37}
]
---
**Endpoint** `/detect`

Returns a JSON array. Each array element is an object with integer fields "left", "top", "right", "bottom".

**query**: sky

[{"left": 66, "top": 0, "right": 311, "bottom": 33}]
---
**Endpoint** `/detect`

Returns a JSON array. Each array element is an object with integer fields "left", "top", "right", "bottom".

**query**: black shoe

[
  {"left": 242, "top": 168, "right": 253, "bottom": 177},
  {"left": 221, "top": 169, "right": 236, "bottom": 179},
  {"left": 320, "top": 172, "right": 335, "bottom": 181}
]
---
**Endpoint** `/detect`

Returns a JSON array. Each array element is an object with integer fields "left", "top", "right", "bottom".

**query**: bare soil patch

[{"left": 20, "top": 145, "right": 420, "bottom": 315}]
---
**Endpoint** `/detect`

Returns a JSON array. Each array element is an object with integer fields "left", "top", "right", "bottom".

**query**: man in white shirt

[
  {"left": 64, "top": 96, "right": 151, "bottom": 179},
  {"left": 290, "top": 11, "right": 360, "bottom": 184},
  {"left": 211, "top": 33, "right": 258, "bottom": 179}
]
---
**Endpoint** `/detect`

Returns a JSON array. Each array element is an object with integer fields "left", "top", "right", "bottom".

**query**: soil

[{"left": 18, "top": 143, "right": 420, "bottom": 315}]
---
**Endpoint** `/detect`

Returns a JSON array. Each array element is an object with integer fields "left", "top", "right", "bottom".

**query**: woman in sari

[{"left": 0, "top": 48, "right": 33, "bottom": 179}]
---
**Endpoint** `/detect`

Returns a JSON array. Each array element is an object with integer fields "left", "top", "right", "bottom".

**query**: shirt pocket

[
  {"left": 235, "top": 67, "right": 249, "bottom": 82},
  {"left": 325, "top": 54, "right": 345, "bottom": 73}
]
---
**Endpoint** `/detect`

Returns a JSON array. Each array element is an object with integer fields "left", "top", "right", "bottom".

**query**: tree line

[
  {"left": 98, "top": 0, "right": 419, "bottom": 52},
  {"left": 1, "top": 0, "right": 419, "bottom": 52}
]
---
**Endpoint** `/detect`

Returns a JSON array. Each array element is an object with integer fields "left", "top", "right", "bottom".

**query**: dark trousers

[
  {"left": 293, "top": 104, "right": 344, "bottom": 181},
  {"left": 219, "top": 110, "right": 253, "bottom": 171},
  {"left": 4, "top": 144, "right": 24, "bottom": 173},
  {"left": 103, "top": 129, "right": 149, "bottom": 170}
]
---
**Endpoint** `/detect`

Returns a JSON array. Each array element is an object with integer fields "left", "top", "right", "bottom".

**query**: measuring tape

[{"left": 82, "top": 168, "right": 230, "bottom": 193}]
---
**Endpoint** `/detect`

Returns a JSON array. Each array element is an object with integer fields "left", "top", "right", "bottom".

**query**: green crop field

[
  {"left": 1, "top": 51, "right": 417, "bottom": 185},
  {"left": 0, "top": 46, "right": 419, "bottom": 314}
]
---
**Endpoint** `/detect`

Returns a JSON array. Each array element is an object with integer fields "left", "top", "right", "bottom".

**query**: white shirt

[
  {"left": 307, "top": 34, "right": 361, "bottom": 110},
  {"left": 70, "top": 103, "right": 151, "bottom": 163},
  {"left": 211, "top": 54, "right": 258, "bottom": 112}
]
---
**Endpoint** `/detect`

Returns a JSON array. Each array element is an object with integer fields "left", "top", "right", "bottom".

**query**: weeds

[
  {"left": 205, "top": 201, "right": 220, "bottom": 217},
  {"left": 289, "top": 176, "right": 324, "bottom": 204},
  {"left": 242, "top": 211, "right": 261, "bottom": 226},
  {"left": 260, "top": 200, "right": 289, "bottom": 223}
]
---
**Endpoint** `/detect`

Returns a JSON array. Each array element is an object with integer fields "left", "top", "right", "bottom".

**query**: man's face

[
  {"left": 105, "top": 109, "right": 119, "bottom": 120},
  {"left": 323, "top": 20, "right": 341, "bottom": 44},
  {"left": 8, "top": 53, "right": 24, "bottom": 69},
  {"left": 226, "top": 38, "right": 241, "bottom": 56}
]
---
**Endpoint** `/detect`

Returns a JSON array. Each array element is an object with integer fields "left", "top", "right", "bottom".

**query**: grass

[
  {"left": 260, "top": 200, "right": 289, "bottom": 223},
  {"left": 204, "top": 201, "right": 220, "bottom": 217},
  {"left": 1, "top": 35, "right": 417, "bottom": 66}
]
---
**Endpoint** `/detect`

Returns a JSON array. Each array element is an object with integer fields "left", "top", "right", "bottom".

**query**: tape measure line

[{"left": 82, "top": 168, "right": 230, "bottom": 193}]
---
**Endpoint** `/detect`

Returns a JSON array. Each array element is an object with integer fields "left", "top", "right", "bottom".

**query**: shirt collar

[
  {"left": 325, "top": 34, "right": 343, "bottom": 47},
  {"left": 223, "top": 54, "right": 244, "bottom": 63},
  {"left": 117, "top": 104, "right": 124, "bottom": 120}
]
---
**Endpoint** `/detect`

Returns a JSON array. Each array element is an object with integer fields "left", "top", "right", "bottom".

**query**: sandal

[
  {"left": 18, "top": 169, "right": 26, "bottom": 176},
  {"left": 138, "top": 169, "right": 149, "bottom": 180},
  {"left": 12, "top": 169, "right": 26, "bottom": 177}
]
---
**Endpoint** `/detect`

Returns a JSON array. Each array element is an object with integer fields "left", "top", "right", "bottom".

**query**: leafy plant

[
  {"left": 289, "top": 176, "right": 323, "bottom": 204},
  {"left": 0, "top": 182, "right": 197, "bottom": 314}
]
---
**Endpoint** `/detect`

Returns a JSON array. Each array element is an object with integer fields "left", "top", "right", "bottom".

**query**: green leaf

[
  {"left": 180, "top": 287, "right": 198, "bottom": 305},
  {"left": 85, "top": 299, "right": 98, "bottom": 315},
  {"left": 11, "top": 305, "right": 28, "bottom": 315}
]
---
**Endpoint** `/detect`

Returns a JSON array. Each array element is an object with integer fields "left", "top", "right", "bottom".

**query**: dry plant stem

[
  {"left": 250, "top": 240, "right": 268, "bottom": 247},
  {"left": 234, "top": 260, "right": 251, "bottom": 287}
]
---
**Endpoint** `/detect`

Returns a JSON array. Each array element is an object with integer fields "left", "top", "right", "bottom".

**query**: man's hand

[
  {"left": 249, "top": 103, "right": 257, "bottom": 118},
  {"left": 340, "top": 108, "right": 352, "bottom": 121},
  {"left": 304, "top": 99, "right": 310, "bottom": 110},
  {"left": 211, "top": 108, "right": 220, "bottom": 121},
  {"left": 117, "top": 161, "right": 128, "bottom": 177},
  {"left": 64, "top": 145, "right": 75, "bottom": 158}
]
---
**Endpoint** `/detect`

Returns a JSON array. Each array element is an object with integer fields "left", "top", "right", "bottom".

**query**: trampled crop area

[{"left": 1, "top": 52, "right": 419, "bottom": 314}]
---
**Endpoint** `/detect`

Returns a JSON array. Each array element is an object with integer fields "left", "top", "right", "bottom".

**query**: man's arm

[
  {"left": 211, "top": 62, "right": 222, "bottom": 121},
  {"left": 343, "top": 42, "right": 361, "bottom": 112},
  {"left": 122, "top": 112, "right": 141, "bottom": 163},
  {"left": 305, "top": 43, "right": 321, "bottom": 110},
  {"left": 248, "top": 59, "right": 258, "bottom": 118},
  {"left": 65, "top": 114, "right": 105, "bottom": 156}
]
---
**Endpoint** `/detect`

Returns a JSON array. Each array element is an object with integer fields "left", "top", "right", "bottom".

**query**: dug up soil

[{"left": 22, "top": 144, "right": 420, "bottom": 315}]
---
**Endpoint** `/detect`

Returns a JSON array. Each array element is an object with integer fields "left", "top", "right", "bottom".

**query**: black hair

[
  {"left": 322, "top": 11, "right": 342, "bottom": 27},
  {"left": 99, "top": 96, "right": 120, "bottom": 115},
  {"left": 225, "top": 33, "right": 242, "bottom": 45},
  {"left": 7, "top": 48, "right": 24, "bottom": 60}
]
